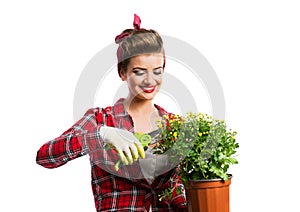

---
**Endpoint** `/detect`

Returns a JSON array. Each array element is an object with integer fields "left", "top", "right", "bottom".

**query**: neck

[{"left": 124, "top": 97, "right": 156, "bottom": 115}]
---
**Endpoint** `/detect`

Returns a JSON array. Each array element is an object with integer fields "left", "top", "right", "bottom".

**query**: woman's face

[{"left": 120, "top": 53, "right": 164, "bottom": 101}]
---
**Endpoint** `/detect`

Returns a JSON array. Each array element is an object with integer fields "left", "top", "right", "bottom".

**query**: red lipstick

[{"left": 141, "top": 86, "right": 156, "bottom": 93}]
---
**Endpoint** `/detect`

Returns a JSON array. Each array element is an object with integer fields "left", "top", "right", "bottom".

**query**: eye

[
  {"left": 132, "top": 70, "right": 145, "bottom": 76},
  {"left": 153, "top": 69, "right": 163, "bottom": 75}
]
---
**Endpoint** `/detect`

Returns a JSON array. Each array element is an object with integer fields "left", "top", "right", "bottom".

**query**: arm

[{"left": 36, "top": 108, "right": 101, "bottom": 169}]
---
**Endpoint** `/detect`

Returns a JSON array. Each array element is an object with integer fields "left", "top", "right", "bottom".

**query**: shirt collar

[{"left": 113, "top": 98, "right": 169, "bottom": 117}]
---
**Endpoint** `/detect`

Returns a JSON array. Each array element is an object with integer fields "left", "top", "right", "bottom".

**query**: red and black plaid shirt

[{"left": 36, "top": 98, "right": 187, "bottom": 211}]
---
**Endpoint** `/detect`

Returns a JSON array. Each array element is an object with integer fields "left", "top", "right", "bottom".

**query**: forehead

[{"left": 128, "top": 53, "right": 164, "bottom": 68}]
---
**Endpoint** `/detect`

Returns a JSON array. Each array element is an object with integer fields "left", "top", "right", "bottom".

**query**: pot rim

[{"left": 188, "top": 174, "right": 232, "bottom": 182}]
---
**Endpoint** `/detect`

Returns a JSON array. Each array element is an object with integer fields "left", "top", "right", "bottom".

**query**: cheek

[
  {"left": 128, "top": 76, "right": 142, "bottom": 87},
  {"left": 155, "top": 75, "right": 163, "bottom": 85}
]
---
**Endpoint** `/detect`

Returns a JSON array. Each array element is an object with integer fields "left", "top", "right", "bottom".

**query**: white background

[{"left": 1, "top": 0, "right": 300, "bottom": 211}]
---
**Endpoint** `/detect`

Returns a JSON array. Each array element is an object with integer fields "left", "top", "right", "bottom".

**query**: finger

[
  {"left": 134, "top": 142, "right": 145, "bottom": 159},
  {"left": 129, "top": 143, "right": 138, "bottom": 161},
  {"left": 114, "top": 160, "right": 121, "bottom": 171},
  {"left": 116, "top": 148, "right": 129, "bottom": 165},
  {"left": 123, "top": 148, "right": 134, "bottom": 165}
]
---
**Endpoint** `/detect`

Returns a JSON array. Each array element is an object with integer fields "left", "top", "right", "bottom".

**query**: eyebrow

[{"left": 132, "top": 66, "right": 163, "bottom": 71}]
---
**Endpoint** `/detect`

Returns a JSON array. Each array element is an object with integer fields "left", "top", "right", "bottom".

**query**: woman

[{"left": 36, "top": 14, "right": 187, "bottom": 211}]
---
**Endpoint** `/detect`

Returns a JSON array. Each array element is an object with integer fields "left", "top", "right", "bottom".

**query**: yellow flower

[
  {"left": 198, "top": 132, "right": 202, "bottom": 137},
  {"left": 173, "top": 132, "right": 178, "bottom": 138}
]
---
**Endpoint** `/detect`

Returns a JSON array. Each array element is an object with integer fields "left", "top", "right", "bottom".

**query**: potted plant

[{"left": 154, "top": 112, "right": 239, "bottom": 212}]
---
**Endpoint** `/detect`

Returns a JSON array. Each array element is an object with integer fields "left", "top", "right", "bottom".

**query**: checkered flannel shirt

[{"left": 36, "top": 98, "right": 187, "bottom": 211}]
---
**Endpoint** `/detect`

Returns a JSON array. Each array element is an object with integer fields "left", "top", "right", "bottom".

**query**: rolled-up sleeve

[{"left": 36, "top": 108, "right": 102, "bottom": 168}]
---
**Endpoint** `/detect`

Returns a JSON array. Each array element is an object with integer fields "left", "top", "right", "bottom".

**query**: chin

[
  {"left": 137, "top": 94, "right": 156, "bottom": 101},
  {"left": 136, "top": 92, "right": 158, "bottom": 101}
]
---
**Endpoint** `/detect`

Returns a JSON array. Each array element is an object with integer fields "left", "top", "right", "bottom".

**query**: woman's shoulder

[
  {"left": 82, "top": 106, "right": 113, "bottom": 118},
  {"left": 83, "top": 98, "right": 125, "bottom": 116}
]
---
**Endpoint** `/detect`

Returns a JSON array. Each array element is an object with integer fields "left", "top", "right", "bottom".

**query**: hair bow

[
  {"left": 133, "top": 13, "right": 141, "bottom": 30},
  {"left": 115, "top": 14, "right": 142, "bottom": 44}
]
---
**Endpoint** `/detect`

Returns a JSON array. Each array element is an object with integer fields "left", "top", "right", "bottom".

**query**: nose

[{"left": 144, "top": 72, "right": 156, "bottom": 85}]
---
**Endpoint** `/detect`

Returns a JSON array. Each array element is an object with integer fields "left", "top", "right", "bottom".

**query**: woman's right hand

[{"left": 99, "top": 126, "right": 145, "bottom": 165}]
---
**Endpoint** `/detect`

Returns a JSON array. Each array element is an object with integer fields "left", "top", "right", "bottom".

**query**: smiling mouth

[{"left": 140, "top": 86, "right": 156, "bottom": 93}]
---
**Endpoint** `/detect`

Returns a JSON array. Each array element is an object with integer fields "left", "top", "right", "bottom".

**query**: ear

[{"left": 119, "top": 69, "right": 127, "bottom": 81}]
